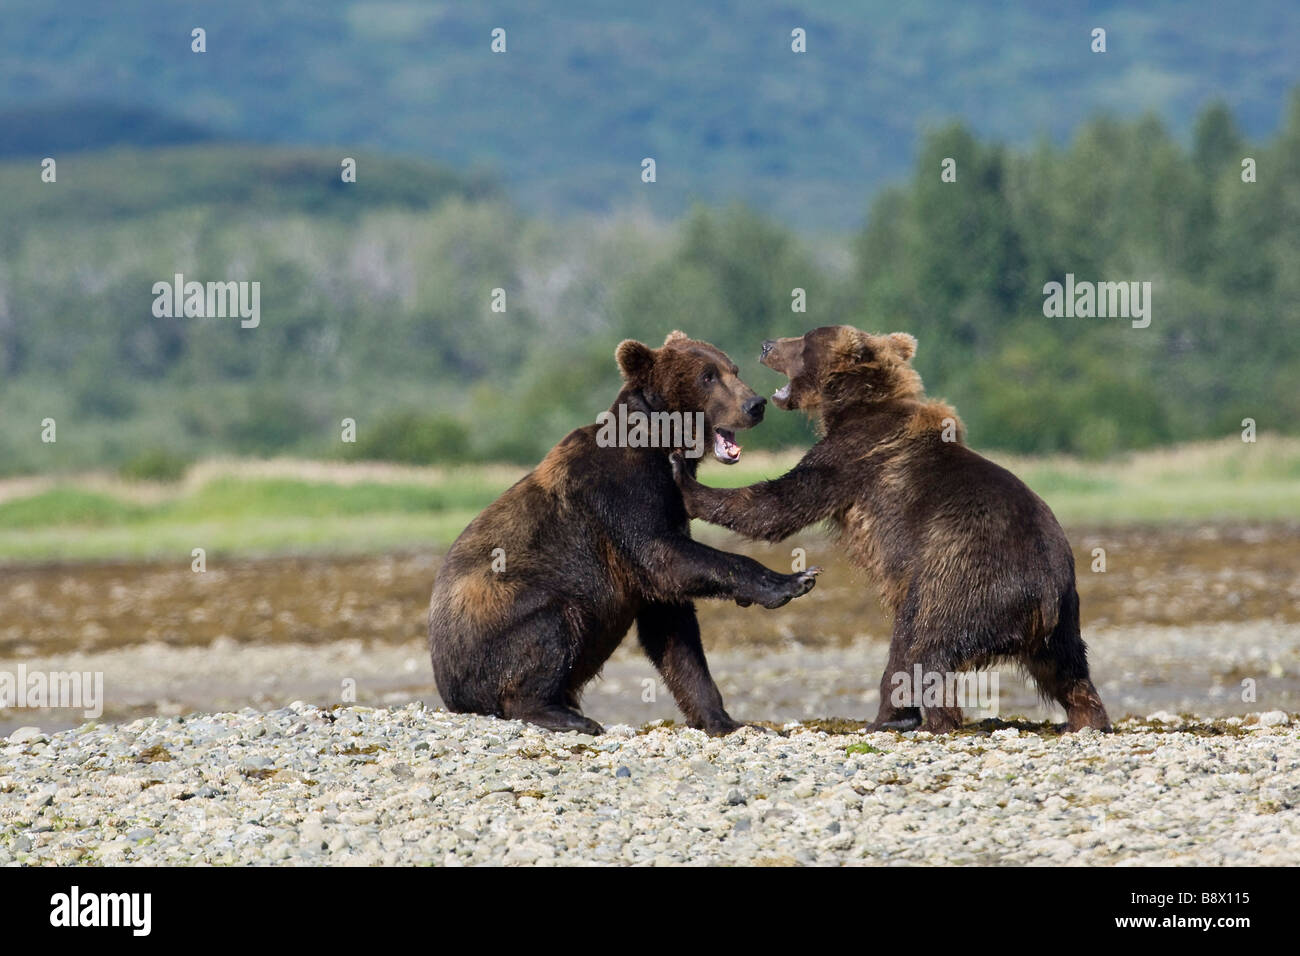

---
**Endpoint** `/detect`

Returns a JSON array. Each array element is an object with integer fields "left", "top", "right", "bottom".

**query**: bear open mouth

[
  {"left": 772, "top": 381, "right": 793, "bottom": 409},
  {"left": 713, "top": 428, "right": 742, "bottom": 464}
]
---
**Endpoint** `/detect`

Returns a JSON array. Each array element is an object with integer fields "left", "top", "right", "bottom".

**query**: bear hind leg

[
  {"left": 503, "top": 701, "right": 604, "bottom": 735},
  {"left": 888, "top": 626, "right": 965, "bottom": 734},
  {"left": 867, "top": 621, "right": 924, "bottom": 731},
  {"left": 1026, "top": 657, "right": 1110, "bottom": 733},
  {"left": 1026, "top": 599, "right": 1110, "bottom": 733},
  {"left": 495, "top": 608, "right": 604, "bottom": 735}
]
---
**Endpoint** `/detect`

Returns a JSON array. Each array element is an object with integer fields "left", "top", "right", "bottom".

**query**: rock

[
  {"left": 1256, "top": 711, "right": 1289, "bottom": 728},
  {"left": 820, "top": 831, "right": 854, "bottom": 852},
  {"left": 7, "top": 727, "right": 46, "bottom": 745},
  {"left": 270, "top": 769, "right": 310, "bottom": 784},
  {"left": 26, "top": 786, "right": 56, "bottom": 809}
]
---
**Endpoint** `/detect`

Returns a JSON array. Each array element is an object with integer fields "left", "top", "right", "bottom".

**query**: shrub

[
  {"left": 347, "top": 411, "right": 471, "bottom": 465},
  {"left": 118, "top": 449, "right": 189, "bottom": 483}
]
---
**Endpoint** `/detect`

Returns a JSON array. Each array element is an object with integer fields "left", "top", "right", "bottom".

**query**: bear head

[
  {"left": 615, "top": 330, "right": 766, "bottom": 464},
  {"left": 759, "top": 325, "right": 923, "bottom": 424}
]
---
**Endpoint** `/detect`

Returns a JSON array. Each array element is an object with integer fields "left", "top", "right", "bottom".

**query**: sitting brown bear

[
  {"left": 428, "top": 331, "right": 820, "bottom": 735},
  {"left": 671, "top": 325, "right": 1110, "bottom": 733}
]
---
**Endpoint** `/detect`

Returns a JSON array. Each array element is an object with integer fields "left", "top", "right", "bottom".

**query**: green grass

[
  {"left": 0, "top": 437, "right": 1296, "bottom": 563},
  {"left": 0, "top": 488, "right": 147, "bottom": 529},
  {"left": 845, "top": 743, "right": 885, "bottom": 756},
  {"left": 166, "top": 477, "right": 498, "bottom": 521},
  {"left": 1035, "top": 479, "right": 1300, "bottom": 526},
  {"left": 0, "top": 512, "right": 484, "bottom": 564}
]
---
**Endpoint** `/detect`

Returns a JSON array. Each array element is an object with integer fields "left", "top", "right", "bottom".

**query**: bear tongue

[{"left": 714, "top": 431, "right": 742, "bottom": 461}]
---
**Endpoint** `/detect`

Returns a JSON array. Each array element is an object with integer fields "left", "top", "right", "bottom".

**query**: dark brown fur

[
  {"left": 429, "top": 331, "right": 819, "bottom": 735},
  {"left": 672, "top": 325, "right": 1110, "bottom": 734}
]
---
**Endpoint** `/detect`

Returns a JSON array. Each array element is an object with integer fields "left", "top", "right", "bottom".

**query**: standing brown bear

[
  {"left": 671, "top": 325, "right": 1110, "bottom": 733},
  {"left": 429, "top": 331, "right": 820, "bottom": 736}
]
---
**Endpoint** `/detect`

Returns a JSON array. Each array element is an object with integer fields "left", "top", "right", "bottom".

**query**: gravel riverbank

[
  {"left": 4, "top": 620, "right": 1298, "bottom": 736},
  {"left": 2, "top": 705, "right": 1297, "bottom": 866}
]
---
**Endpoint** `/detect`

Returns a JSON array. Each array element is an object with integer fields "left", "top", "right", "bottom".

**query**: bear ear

[
  {"left": 888, "top": 332, "right": 917, "bottom": 362},
  {"left": 615, "top": 339, "right": 656, "bottom": 382},
  {"left": 662, "top": 330, "right": 690, "bottom": 347},
  {"left": 847, "top": 328, "right": 876, "bottom": 363}
]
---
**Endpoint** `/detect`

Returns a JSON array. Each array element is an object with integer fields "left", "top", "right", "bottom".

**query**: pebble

[
  {"left": 25, "top": 786, "right": 56, "bottom": 809},
  {"left": 0, "top": 706, "right": 1296, "bottom": 865},
  {"left": 7, "top": 727, "right": 46, "bottom": 745}
]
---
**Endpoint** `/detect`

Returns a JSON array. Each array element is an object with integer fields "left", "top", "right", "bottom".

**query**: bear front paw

[{"left": 759, "top": 566, "right": 821, "bottom": 608}]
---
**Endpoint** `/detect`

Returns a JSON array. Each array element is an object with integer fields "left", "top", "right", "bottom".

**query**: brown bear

[
  {"left": 671, "top": 325, "right": 1110, "bottom": 733},
  {"left": 428, "top": 331, "right": 821, "bottom": 735}
]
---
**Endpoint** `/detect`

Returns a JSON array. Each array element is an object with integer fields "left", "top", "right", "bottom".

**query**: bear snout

[{"left": 743, "top": 395, "right": 767, "bottom": 422}]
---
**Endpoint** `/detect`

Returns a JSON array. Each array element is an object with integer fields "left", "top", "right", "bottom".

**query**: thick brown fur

[
  {"left": 671, "top": 325, "right": 1110, "bottom": 734},
  {"left": 429, "top": 331, "right": 819, "bottom": 736}
]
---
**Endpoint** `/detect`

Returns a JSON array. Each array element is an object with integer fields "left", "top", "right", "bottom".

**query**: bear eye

[{"left": 701, "top": 369, "right": 716, "bottom": 385}]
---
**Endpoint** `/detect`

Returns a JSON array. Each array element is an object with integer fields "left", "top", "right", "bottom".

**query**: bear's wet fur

[
  {"left": 672, "top": 325, "right": 1110, "bottom": 733},
  {"left": 429, "top": 331, "right": 820, "bottom": 735}
]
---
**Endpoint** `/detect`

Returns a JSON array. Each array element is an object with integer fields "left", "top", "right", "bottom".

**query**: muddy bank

[{"left": 3, "top": 523, "right": 1298, "bottom": 658}]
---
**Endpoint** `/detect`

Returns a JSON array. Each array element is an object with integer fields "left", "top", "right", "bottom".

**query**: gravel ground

[
  {"left": 4, "top": 620, "right": 1298, "bottom": 736},
  {"left": 2, "top": 705, "right": 1297, "bottom": 866}
]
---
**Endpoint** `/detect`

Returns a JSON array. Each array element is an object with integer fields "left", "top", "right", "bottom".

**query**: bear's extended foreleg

[
  {"left": 670, "top": 451, "right": 840, "bottom": 543},
  {"left": 640, "top": 535, "right": 820, "bottom": 609}
]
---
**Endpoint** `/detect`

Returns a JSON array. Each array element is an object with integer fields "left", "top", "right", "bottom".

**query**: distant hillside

[
  {"left": 0, "top": 101, "right": 215, "bottom": 157},
  {"left": 2, "top": 94, "right": 1298, "bottom": 476},
  {"left": 2, "top": 0, "right": 1296, "bottom": 228},
  {"left": 0, "top": 144, "right": 497, "bottom": 225}
]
